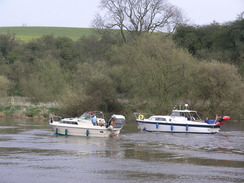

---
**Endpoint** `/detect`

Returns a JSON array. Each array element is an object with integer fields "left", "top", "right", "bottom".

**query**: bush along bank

[{"left": 0, "top": 105, "right": 59, "bottom": 119}]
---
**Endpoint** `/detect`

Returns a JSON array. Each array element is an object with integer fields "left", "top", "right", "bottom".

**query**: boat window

[
  {"left": 172, "top": 112, "right": 180, "bottom": 116},
  {"left": 79, "top": 112, "right": 104, "bottom": 120},
  {"left": 184, "top": 112, "right": 190, "bottom": 118},
  {"left": 155, "top": 118, "right": 166, "bottom": 121},
  {"left": 79, "top": 113, "right": 91, "bottom": 119},
  {"left": 60, "top": 121, "right": 78, "bottom": 125},
  {"left": 172, "top": 112, "right": 187, "bottom": 117},
  {"left": 190, "top": 112, "right": 201, "bottom": 120},
  {"left": 171, "top": 111, "right": 201, "bottom": 121},
  {"left": 180, "top": 112, "right": 185, "bottom": 117}
]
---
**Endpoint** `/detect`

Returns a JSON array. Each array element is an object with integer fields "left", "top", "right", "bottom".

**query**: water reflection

[{"left": 0, "top": 118, "right": 243, "bottom": 183}]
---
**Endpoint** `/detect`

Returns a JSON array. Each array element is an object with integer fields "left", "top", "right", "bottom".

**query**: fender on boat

[
  {"left": 86, "top": 129, "right": 89, "bottom": 136},
  {"left": 216, "top": 116, "right": 230, "bottom": 126}
]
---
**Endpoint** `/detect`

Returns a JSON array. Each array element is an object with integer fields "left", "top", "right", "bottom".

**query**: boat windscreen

[
  {"left": 79, "top": 111, "right": 104, "bottom": 119},
  {"left": 189, "top": 112, "right": 201, "bottom": 120},
  {"left": 79, "top": 113, "right": 91, "bottom": 119},
  {"left": 172, "top": 111, "right": 201, "bottom": 121}
]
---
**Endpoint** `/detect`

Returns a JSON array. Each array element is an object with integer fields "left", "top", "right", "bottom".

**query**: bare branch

[{"left": 93, "top": 0, "right": 186, "bottom": 41}]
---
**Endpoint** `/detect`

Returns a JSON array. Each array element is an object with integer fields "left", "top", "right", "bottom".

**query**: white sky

[{"left": 0, "top": 0, "right": 243, "bottom": 28}]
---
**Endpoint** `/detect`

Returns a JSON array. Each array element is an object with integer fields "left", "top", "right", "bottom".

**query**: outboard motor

[{"left": 107, "top": 114, "right": 125, "bottom": 129}]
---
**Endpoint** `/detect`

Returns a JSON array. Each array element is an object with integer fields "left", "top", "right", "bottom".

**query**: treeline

[
  {"left": 173, "top": 18, "right": 244, "bottom": 77},
  {"left": 0, "top": 19, "right": 243, "bottom": 119}
]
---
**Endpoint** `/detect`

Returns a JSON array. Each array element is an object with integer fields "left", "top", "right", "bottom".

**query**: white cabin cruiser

[
  {"left": 49, "top": 111, "right": 125, "bottom": 137},
  {"left": 135, "top": 106, "right": 230, "bottom": 134}
]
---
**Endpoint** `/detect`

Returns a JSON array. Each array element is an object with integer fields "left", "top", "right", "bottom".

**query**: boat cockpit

[{"left": 171, "top": 110, "right": 202, "bottom": 121}]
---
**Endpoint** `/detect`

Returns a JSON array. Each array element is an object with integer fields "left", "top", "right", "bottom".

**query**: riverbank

[
  {"left": 0, "top": 105, "right": 58, "bottom": 119},
  {"left": 0, "top": 97, "right": 58, "bottom": 119}
]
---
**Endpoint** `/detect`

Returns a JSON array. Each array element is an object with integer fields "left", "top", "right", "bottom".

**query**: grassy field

[{"left": 0, "top": 26, "right": 95, "bottom": 41}]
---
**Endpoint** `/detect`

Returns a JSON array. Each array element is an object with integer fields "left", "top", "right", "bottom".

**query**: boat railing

[
  {"left": 134, "top": 112, "right": 154, "bottom": 120},
  {"left": 49, "top": 116, "right": 62, "bottom": 123}
]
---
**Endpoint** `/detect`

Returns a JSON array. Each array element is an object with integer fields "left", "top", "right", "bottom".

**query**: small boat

[
  {"left": 134, "top": 105, "right": 230, "bottom": 134},
  {"left": 49, "top": 111, "right": 125, "bottom": 137}
]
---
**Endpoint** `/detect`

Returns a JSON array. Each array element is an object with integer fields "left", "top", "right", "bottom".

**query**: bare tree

[
  {"left": 93, "top": 0, "right": 185, "bottom": 42},
  {"left": 237, "top": 11, "right": 244, "bottom": 20}
]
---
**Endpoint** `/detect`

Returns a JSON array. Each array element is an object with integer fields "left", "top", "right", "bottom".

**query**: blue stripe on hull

[
  {"left": 141, "top": 130, "right": 218, "bottom": 134},
  {"left": 136, "top": 120, "right": 220, "bottom": 128}
]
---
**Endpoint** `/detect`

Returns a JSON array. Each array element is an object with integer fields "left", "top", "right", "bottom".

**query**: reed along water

[{"left": 0, "top": 118, "right": 243, "bottom": 183}]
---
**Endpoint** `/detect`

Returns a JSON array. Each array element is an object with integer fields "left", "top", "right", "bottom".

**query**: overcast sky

[{"left": 0, "top": 0, "right": 243, "bottom": 28}]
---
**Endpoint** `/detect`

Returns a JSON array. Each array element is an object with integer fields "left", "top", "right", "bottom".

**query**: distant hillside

[{"left": 0, "top": 26, "right": 95, "bottom": 41}]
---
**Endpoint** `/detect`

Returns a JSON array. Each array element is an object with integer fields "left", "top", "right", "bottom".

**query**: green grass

[
  {"left": 0, "top": 105, "right": 59, "bottom": 118},
  {"left": 0, "top": 26, "right": 95, "bottom": 41}
]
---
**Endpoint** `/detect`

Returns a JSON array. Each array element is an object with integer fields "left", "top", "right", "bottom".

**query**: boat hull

[
  {"left": 136, "top": 120, "right": 220, "bottom": 134},
  {"left": 49, "top": 112, "right": 125, "bottom": 137},
  {"left": 50, "top": 123, "right": 121, "bottom": 137}
]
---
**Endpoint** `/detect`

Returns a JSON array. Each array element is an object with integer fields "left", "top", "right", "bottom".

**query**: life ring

[{"left": 138, "top": 114, "right": 144, "bottom": 120}]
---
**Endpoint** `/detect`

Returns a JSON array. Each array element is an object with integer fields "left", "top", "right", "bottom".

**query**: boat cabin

[
  {"left": 148, "top": 116, "right": 169, "bottom": 122},
  {"left": 171, "top": 110, "right": 202, "bottom": 121},
  {"left": 78, "top": 111, "right": 106, "bottom": 126}
]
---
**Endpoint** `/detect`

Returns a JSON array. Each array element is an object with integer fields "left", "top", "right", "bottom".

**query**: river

[{"left": 0, "top": 118, "right": 243, "bottom": 183}]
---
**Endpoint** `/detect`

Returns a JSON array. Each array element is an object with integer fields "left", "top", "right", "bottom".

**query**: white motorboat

[
  {"left": 134, "top": 105, "right": 230, "bottom": 134},
  {"left": 49, "top": 111, "right": 125, "bottom": 137}
]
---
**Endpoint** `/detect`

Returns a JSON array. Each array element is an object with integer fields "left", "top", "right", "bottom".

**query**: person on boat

[
  {"left": 190, "top": 117, "right": 195, "bottom": 121},
  {"left": 91, "top": 115, "right": 97, "bottom": 125},
  {"left": 217, "top": 116, "right": 224, "bottom": 123},
  {"left": 106, "top": 117, "right": 116, "bottom": 129},
  {"left": 205, "top": 117, "right": 217, "bottom": 124}
]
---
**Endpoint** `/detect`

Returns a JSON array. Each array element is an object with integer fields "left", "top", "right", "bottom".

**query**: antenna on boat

[{"left": 185, "top": 104, "right": 188, "bottom": 110}]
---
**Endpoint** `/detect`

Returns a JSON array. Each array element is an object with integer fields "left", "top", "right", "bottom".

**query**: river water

[{"left": 0, "top": 118, "right": 243, "bottom": 183}]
